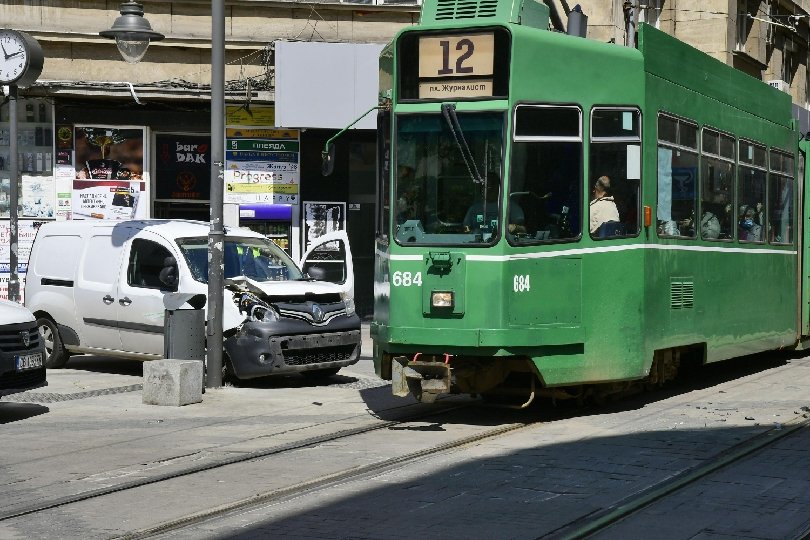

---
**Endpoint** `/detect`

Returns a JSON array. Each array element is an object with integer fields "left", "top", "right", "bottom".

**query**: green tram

[{"left": 370, "top": 0, "right": 806, "bottom": 405}]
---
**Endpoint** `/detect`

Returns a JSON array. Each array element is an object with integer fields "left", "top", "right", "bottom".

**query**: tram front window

[{"left": 394, "top": 112, "right": 504, "bottom": 245}]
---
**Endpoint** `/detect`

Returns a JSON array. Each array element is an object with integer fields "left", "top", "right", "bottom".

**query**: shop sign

[
  {"left": 155, "top": 134, "right": 211, "bottom": 201},
  {"left": 225, "top": 128, "right": 300, "bottom": 205},
  {"left": 226, "top": 105, "right": 275, "bottom": 127}
]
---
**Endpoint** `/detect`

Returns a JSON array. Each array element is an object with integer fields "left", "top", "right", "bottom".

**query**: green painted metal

[{"left": 372, "top": 12, "right": 804, "bottom": 394}]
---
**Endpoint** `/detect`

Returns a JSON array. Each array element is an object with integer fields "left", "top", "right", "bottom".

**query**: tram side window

[
  {"left": 768, "top": 150, "right": 794, "bottom": 244},
  {"left": 738, "top": 140, "right": 767, "bottom": 243},
  {"left": 589, "top": 108, "right": 641, "bottom": 239},
  {"left": 700, "top": 129, "right": 735, "bottom": 240},
  {"left": 657, "top": 115, "right": 698, "bottom": 238},
  {"left": 509, "top": 105, "right": 582, "bottom": 244}
]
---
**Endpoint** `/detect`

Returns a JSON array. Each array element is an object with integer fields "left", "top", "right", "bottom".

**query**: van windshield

[{"left": 176, "top": 236, "right": 304, "bottom": 283}]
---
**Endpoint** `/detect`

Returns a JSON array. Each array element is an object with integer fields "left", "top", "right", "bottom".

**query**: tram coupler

[{"left": 391, "top": 356, "right": 452, "bottom": 403}]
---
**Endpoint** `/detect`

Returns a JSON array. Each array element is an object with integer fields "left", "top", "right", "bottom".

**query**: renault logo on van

[
  {"left": 311, "top": 304, "right": 324, "bottom": 323},
  {"left": 20, "top": 330, "right": 30, "bottom": 347}
]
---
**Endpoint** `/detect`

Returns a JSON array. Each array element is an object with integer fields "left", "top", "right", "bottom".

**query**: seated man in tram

[
  {"left": 589, "top": 175, "right": 621, "bottom": 236},
  {"left": 463, "top": 172, "right": 525, "bottom": 235}
]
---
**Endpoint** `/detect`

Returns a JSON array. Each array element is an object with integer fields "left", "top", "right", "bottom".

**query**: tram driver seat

[{"left": 597, "top": 221, "right": 624, "bottom": 238}]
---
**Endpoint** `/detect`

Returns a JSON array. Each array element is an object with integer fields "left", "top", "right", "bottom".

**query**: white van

[
  {"left": 25, "top": 220, "right": 360, "bottom": 380},
  {"left": 0, "top": 299, "right": 47, "bottom": 398}
]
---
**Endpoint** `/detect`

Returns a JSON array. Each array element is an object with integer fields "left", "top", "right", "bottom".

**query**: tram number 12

[
  {"left": 438, "top": 39, "right": 474, "bottom": 75},
  {"left": 513, "top": 274, "right": 531, "bottom": 292}
]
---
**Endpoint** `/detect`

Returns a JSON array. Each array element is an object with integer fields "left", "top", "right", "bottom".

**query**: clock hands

[{"left": 0, "top": 43, "right": 22, "bottom": 61}]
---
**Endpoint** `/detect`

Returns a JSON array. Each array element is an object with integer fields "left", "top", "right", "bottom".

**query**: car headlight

[{"left": 341, "top": 292, "right": 356, "bottom": 316}]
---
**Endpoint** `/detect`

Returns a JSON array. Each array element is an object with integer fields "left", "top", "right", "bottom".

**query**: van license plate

[{"left": 16, "top": 353, "right": 43, "bottom": 371}]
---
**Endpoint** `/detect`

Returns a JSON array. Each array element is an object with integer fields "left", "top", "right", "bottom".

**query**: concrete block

[{"left": 143, "top": 359, "right": 203, "bottom": 407}]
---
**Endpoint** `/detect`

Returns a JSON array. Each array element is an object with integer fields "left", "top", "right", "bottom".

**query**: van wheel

[
  {"left": 37, "top": 317, "right": 70, "bottom": 368},
  {"left": 301, "top": 367, "right": 341, "bottom": 379}
]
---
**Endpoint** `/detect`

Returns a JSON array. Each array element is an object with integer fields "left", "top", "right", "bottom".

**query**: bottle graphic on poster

[{"left": 38, "top": 103, "right": 46, "bottom": 122}]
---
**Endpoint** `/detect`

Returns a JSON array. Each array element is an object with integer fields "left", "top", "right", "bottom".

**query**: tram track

[
  {"left": 117, "top": 415, "right": 545, "bottom": 540},
  {"left": 0, "top": 400, "right": 476, "bottom": 523},
  {"left": 542, "top": 410, "right": 810, "bottom": 540}
]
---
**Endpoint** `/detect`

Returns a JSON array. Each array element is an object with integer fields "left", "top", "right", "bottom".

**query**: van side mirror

[
  {"left": 321, "top": 142, "right": 336, "bottom": 176},
  {"left": 159, "top": 256, "right": 179, "bottom": 291}
]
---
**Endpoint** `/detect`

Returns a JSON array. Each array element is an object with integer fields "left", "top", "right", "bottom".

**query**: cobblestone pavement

[{"left": 1, "top": 328, "right": 809, "bottom": 540}]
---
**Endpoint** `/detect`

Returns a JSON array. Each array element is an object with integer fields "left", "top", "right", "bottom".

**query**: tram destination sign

[{"left": 418, "top": 33, "right": 494, "bottom": 99}]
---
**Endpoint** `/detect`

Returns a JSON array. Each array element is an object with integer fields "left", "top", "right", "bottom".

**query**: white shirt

[{"left": 589, "top": 196, "right": 620, "bottom": 234}]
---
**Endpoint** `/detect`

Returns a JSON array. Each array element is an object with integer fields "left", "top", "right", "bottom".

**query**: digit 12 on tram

[{"left": 371, "top": 0, "right": 803, "bottom": 405}]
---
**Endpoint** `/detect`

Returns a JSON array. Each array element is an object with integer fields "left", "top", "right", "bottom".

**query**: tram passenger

[
  {"left": 739, "top": 205, "right": 763, "bottom": 241},
  {"left": 463, "top": 173, "right": 525, "bottom": 234},
  {"left": 589, "top": 175, "right": 620, "bottom": 235}
]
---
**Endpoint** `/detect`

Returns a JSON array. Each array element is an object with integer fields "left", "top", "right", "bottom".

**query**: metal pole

[
  {"left": 206, "top": 0, "right": 225, "bottom": 387},
  {"left": 8, "top": 85, "right": 19, "bottom": 303}
]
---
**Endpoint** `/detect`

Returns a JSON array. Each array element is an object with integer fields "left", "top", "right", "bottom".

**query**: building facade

[{"left": 0, "top": 0, "right": 419, "bottom": 315}]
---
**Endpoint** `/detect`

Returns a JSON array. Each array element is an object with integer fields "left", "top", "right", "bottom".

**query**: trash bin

[{"left": 164, "top": 308, "right": 205, "bottom": 361}]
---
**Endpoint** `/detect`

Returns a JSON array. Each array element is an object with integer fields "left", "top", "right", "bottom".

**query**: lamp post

[
  {"left": 101, "top": 1, "right": 226, "bottom": 388},
  {"left": 100, "top": 2, "right": 165, "bottom": 63}
]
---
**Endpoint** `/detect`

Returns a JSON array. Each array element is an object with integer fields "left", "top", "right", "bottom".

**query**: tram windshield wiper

[{"left": 441, "top": 103, "right": 483, "bottom": 184}]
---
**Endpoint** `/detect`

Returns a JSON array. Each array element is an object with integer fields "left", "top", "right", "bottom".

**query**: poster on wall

[
  {"left": 72, "top": 126, "right": 146, "bottom": 220},
  {"left": 0, "top": 220, "right": 47, "bottom": 301},
  {"left": 224, "top": 128, "right": 300, "bottom": 204},
  {"left": 54, "top": 166, "right": 74, "bottom": 220},
  {"left": 22, "top": 174, "right": 54, "bottom": 218},
  {"left": 303, "top": 201, "right": 345, "bottom": 252},
  {"left": 155, "top": 134, "right": 211, "bottom": 201}
]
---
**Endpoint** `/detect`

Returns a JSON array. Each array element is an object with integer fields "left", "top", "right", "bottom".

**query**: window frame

[
  {"left": 588, "top": 106, "right": 642, "bottom": 240},
  {"left": 507, "top": 103, "right": 584, "bottom": 246},
  {"left": 698, "top": 126, "right": 736, "bottom": 243},
  {"left": 767, "top": 146, "right": 795, "bottom": 246},
  {"left": 736, "top": 138, "right": 768, "bottom": 245},
  {"left": 656, "top": 112, "right": 700, "bottom": 239},
  {"left": 127, "top": 238, "right": 177, "bottom": 291}
]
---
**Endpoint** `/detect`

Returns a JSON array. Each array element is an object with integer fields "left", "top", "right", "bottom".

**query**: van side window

[{"left": 128, "top": 239, "right": 174, "bottom": 289}]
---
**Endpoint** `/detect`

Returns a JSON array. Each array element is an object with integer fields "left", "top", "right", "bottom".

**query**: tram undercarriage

[{"left": 389, "top": 345, "right": 701, "bottom": 408}]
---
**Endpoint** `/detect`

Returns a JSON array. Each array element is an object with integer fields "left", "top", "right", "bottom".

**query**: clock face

[{"left": 0, "top": 30, "right": 29, "bottom": 84}]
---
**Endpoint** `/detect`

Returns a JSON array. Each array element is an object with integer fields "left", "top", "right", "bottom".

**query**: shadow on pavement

[
  {"left": 0, "top": 402, "right": 49, "bottom": 424},
  {"left": 60, "top": 355, "right": 145, "bottom": 377}
]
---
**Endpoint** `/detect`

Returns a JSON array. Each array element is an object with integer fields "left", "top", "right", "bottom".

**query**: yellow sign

[
  {"left": 226, "top": 105, "right": 275, "bottom": 126},
  {"left": 226, "top": 183, "right": 299, "bottom": 194},
  {"left": 226, "top": 128, "right": 299, "bottom": 139}
]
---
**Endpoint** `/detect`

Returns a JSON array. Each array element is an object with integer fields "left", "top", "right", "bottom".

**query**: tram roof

[{"left": 638, "top": 23, "right": 792, "bottom": 128}]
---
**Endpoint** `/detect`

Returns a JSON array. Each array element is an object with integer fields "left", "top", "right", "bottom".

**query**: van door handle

[
  {"left": 119, "top": 297, "right": 132, "bottom": 306},
  {"left": 103, "top": 295, "right": 115, "bottom": 304}
]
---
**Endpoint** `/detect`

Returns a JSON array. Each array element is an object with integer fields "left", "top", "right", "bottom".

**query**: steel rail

[
  {"left": 117, "top": 418, "right": 541, "bottom": 539},
  {"left": 542, "top": 413, "right": 810, "bottom": 540},
  {"left": 0, "top": 402, "right": 471, "bottom": 523}
]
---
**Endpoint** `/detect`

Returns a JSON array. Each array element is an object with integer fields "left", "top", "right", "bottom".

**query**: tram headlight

[{"left": 431, "top": 291, "right": 454, "bottom": 308}]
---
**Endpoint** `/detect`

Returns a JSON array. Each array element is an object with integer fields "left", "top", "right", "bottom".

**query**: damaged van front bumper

[{"left": 223, "top": 316, "right": 361, "bottom": 379}]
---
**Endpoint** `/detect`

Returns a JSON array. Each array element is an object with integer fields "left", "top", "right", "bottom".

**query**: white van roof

[{"left": 37, "top": 219, "right": 265, "bottom": 241}]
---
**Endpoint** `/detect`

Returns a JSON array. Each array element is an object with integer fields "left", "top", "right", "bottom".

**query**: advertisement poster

[
  {"left": 0, "top": 220, "right": 47, "bottom": 299},
  {"left": 54, "top": 166, "right": 74, "bottom": 220},
  {"left": 155, "top": 134, "right": 211, "bottom": 201},
  {"left": 22, "top": 174, "right": 55, "bottom": 218},
  {"left": 303, "top": 201, "right": 345, "bottom": 252},
  {"left": 72, "top": 127, "right": 146, "bottom": 220},
  {"left": 224, "top": 128, "right": 300, "bottom": 204}
]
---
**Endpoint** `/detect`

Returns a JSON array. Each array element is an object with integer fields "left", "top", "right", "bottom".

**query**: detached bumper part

[
  {"left": 392, "top": 356, "right": 451, "bottom": 403},
  {"left": 225, "top": 329, "right": 361, "bottom": 379}
]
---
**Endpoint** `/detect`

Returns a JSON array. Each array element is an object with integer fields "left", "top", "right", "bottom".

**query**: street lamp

[
  {"left": 100, "top": 1, "right": 165, "bottom": 63},
  {"left": 100, "top": 1, "right": 226, "bottom": 388}
]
